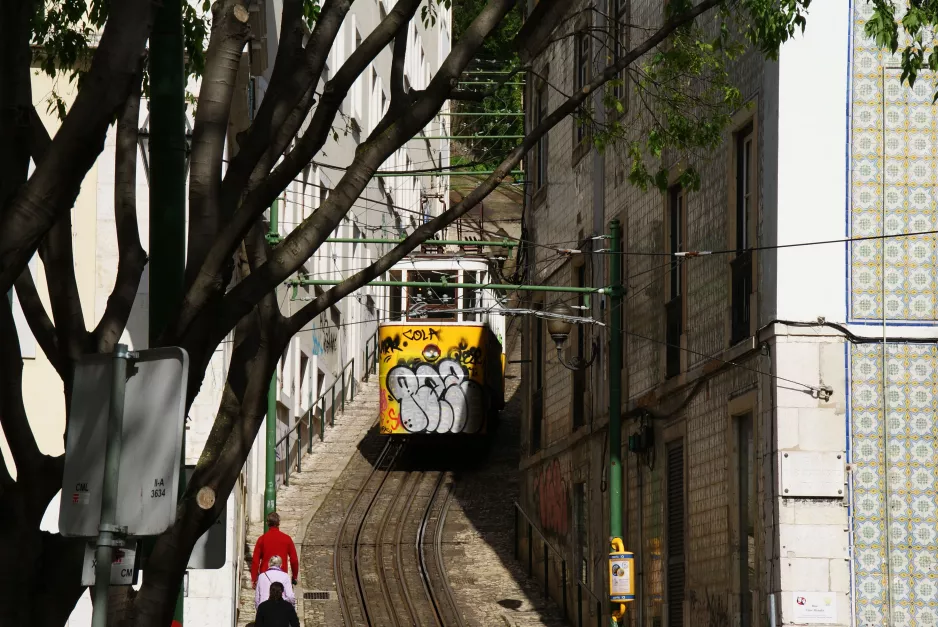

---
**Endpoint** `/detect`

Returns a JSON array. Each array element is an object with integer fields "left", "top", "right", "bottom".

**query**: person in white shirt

[{"left": 255, "top": 555, "right": 296, "bottom": 609}]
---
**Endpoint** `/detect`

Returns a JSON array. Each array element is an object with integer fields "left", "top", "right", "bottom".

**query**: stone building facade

[{"left": 515, "top": 1, "right": 896, "bottom": 626}]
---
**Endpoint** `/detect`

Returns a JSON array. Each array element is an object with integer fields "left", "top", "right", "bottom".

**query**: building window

[
  {"left": 731, "top": 123, "right": 754, "bottom": 345},
  {"left": 531, "top": 77, "right": 549, "bottom": 196},
  {"left": 407, "top": 271, "right": 456, "bottom": 321},
  {"left": 389, "top": 270, "right": 403, "bottom": 320},
  {"left": 574, "top": 26, "right": 591, "bottom": 147},
  {"left": 611, "top": 0, "right": 629, "bottom": 113},
  {"left": 462, "top": 271, "right": 480, "bottom": 322},
  {"left": 665, "top": 185, "right": 685, "bottom": 379},
  {"left": 574, "top": 482, "right": 589, "bottom": 584},
  {"left": 532, "top": 313, "right": 544, "bottom": 452},
  {"left": 666, "top": 440, "right": 685, "bottom": 627},
  {"left": 737, "top": 413, "right": 755, "bottom": 627}
]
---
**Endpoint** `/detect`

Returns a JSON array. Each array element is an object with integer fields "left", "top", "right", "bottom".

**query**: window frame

[
  {"left": 664, "top": 184, "right": 686, "bottom": 379},
  {"left": 727, "top": 390, "right": 759, "bottom": 627},
  {"left": 572, "top": 15, "right": 592, "bottom": 165},
  {"left": 727, "top": 103, "right": 759, "bottom": 347},
  {"left": 530, "top": 69, "right": 550, "bottom": 205}
]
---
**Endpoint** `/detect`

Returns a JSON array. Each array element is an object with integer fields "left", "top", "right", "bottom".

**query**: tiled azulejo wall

[
  {"left": 850, "top": 2, "right": 938, "bottom": 625},
  {"left": 851, "top": 0, "right": 938, "bottom": 321},
  {"left": 851, "top": 345, "right": 938, "bottom": 626}
]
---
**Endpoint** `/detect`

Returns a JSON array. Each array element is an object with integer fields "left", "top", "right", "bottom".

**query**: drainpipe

[{"left": 264, "top": 200, "right": 280, "bottom": 531}]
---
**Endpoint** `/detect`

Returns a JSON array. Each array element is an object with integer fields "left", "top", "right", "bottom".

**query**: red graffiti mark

[
  {"left": 380, "top": 391, "right": 389, "bottom": 416},
  {"left": 386, "top": 406, "right": 400, "bottom": 431},
  {"left": 533, "top": 459, "right": 569, "bottom": 536}
]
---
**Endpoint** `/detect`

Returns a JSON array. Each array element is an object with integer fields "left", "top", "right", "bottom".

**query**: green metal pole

[
  {"left": 324, "top": 237, "right": 517, "bottom": 248},
  {"left": 438, "top": 111, "right": 525, "bottom": 116},
  {"left": 373, "top": 169, "right": 524, "bottom": 177},
  {"left": 149, "top": 0, "right": 186, "bottom": 620},
  {"left": 264, "top": 372, "right": 277, "bottom": 532},
  {"left": 413, "top": 135, "right": 525, "bottom": 140},
  {"left": 264, "top": 203, "right": 280, "bottom": 531},
  {"left": 608, "top": 220, "right": 623, "bottom": 626},
  {"left": 292, "top": 279, "right": 609, "bottom": 294}
]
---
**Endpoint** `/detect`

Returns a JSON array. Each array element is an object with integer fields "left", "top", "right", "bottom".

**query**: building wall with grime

[{"left": 518, "top": 1, "right": 854, "bottom": 626}]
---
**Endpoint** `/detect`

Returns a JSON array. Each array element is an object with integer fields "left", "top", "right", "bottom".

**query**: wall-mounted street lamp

[{"left": 545, "top": 302, "right": 598, "bottom": 371}]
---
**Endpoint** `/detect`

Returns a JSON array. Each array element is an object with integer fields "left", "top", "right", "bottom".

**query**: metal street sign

[
  {"left": 59, "top": 347, "right": 189, "bottom": 537},
  {"left": 81, "top": 543, "right": 138, "bottom": 586},
  {"left": 186, "top": 466, "right": 227, "bottom": 569}
]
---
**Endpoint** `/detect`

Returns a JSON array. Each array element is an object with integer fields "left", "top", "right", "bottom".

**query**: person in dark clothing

[{"left": 254, "top": 582, "right": 300, "bottom": 627}]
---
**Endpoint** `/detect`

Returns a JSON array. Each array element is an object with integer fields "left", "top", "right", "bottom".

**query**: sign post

[
  {"left": 90, "top": 344, "right": 131, "bottom": 627},
  {"left": 59, "top": 345, "right": 189, "bottom": 625}
]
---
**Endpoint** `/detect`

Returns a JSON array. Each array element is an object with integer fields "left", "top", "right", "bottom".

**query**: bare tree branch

[
  {"left": 0, "top": 0, "right": 156, "bottom": 295},
  {"left": 93, "top": 67, "right": 148, "bottom": 353},
  {"left": 0, "top": 297, "right": 41, "bottom": 474},
  {"left": 186, "top": 0, "right": 252, "bottom": 284},
  {"left": 212, "top": 0, "right": 521, "bottom": 337},
  {"left": 13, "top": 270, "right": 65, "bottom": 376},
  {"left": 27, "top": 106, "right": 90, "bottom": 364},
  {"left": 216, "top": 0, "right": 353, "bottom": 226},
  {"left": 391, "top": 29, "right": 408, "bottom": 102},
  {"left": 30, "top": 101, "right": 89, "bottom": 362},
  {"left": 0, "top": 0, "right": 33, "bottom": 219},
  {"left": 168, "top": 0, "right": 423, "bottom": 343}
]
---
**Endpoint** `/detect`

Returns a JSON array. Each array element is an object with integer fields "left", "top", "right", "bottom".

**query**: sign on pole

[
  {"left": 81, "top": 543, "right": 138, "bottom": 586},
  {"left": 59, "top": 347, "right": 189, "bottom": 537}
]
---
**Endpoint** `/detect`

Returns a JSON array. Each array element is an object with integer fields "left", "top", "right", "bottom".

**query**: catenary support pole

[
  {"left": 149, "top": 0, "right": 186, "bottom": 620},
  {"left": 265, "top": 202, "right": 280, "bottom": 531},
  {"left": 265, "top": 372, "right": 277, "bottom": 531},
  {"left": 90, "top": 344, "right": 131, "bottom": 627},
  {"left": 608, "top": 219, "right": 623, "bottom": 626}
]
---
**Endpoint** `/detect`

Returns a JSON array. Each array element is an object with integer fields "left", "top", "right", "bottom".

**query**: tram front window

[{"left": 407, "top": 271, "right": 457, "bottom": 320}]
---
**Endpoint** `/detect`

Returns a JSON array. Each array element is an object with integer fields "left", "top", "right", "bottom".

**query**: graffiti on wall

[
  {"left": 534, "top": 459, "right": 569, "bottom": 536},
  {"left": 311, "top": 315, "right": 338, "bottom": 356},
  {"left": 386, "top": 358, "right": 486, "bottom": 433}
]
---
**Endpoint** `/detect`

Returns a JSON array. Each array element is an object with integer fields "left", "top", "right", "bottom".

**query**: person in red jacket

[{"left": 251, "top": 512, "right": 299, "bottom": 589}]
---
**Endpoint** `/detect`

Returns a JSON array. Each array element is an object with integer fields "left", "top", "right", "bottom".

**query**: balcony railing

[{"left": 730, "top": 251, "right": 752, "bottom": 345}]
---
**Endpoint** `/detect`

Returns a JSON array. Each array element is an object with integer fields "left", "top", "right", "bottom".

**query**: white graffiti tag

[{"left": 387, "top": 358, "right": 487, "bottom": 434}]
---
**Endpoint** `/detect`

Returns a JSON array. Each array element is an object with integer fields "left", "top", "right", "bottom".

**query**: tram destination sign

[{"left": 59, "top": 347, "right": 189, "bottom": 537}]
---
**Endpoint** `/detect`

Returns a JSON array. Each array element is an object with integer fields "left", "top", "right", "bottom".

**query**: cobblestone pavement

[
  {"left": 237, "top": 378, "right": 382, "bottom": 627},
  {"left": 441, "top": 329, "right": 568, "bottom": 627}
]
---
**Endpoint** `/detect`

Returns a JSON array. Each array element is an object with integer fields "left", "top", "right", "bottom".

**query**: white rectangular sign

[
  {"left": 792, "top": 592, "right": 837, "bottom": 622},
  {"left": 780, "top": 451, "right": 846, "bottom": 498},
  {"left": 59, "top": 347, "right": 189, "bottom": 537},
  {"left": 81, "top": 544, "right": 137, "bottom": 586}
]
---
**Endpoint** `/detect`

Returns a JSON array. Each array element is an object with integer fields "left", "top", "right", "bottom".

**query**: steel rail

[
  {"left": 375, "top": 470, "right": 412, "bottom": 627},
  {"left": 433, "top": 481, "right": 467, "bottom": 627},
  {"left": 333, "top": 439, "right": 395, "bottom": 626},
  {"left": 394, "top": 472, "right": 425, "bottom": 626}
]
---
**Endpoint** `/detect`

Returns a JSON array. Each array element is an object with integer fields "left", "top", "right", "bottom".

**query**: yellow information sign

[{"left": 609, "top": 538, "right": 635, "bottom": 603}]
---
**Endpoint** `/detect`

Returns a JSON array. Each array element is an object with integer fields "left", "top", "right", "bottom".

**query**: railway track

[{"left": 333, "top": 439, "right": 469, "bottom": 626}]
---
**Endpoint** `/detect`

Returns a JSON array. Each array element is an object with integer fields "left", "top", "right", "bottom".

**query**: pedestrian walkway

[{"left": 236, "top": 378, "right": 381, "bottom": 627}]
